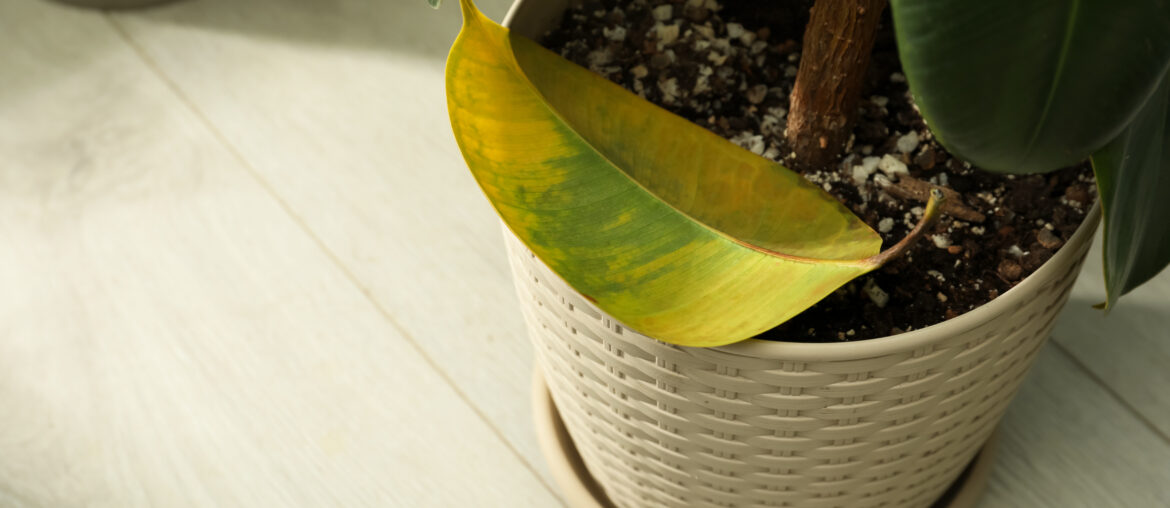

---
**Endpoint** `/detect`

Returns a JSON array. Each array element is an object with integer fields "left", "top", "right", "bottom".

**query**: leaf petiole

[{"left": 862, "top": 188, "right": 946, "bottom": 268}]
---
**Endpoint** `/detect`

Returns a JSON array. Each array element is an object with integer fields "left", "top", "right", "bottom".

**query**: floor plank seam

[
  {"left": 100, "top": 13, "right": 566, "bottom": 506},
  {"left": 1049, "top": 339, "right": 1170, "bottom": 445}
]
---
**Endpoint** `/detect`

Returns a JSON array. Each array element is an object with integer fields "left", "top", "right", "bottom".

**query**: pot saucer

[{"left": 532, "top": 367, "right": 998, "bottom": 508}]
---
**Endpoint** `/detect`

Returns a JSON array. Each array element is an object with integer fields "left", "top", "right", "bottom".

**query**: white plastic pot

[{"left": 501, "top": 1, "right": 1103, "bottom": 506}]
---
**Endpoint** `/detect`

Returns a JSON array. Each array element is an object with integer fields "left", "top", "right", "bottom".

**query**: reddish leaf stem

[{"left": 863, "top": 188, "right": 945, "bottom": 267}]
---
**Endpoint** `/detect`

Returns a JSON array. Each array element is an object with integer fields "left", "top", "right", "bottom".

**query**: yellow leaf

[{"left": 446, "top": 0, "right": 935, "bottom": 346}]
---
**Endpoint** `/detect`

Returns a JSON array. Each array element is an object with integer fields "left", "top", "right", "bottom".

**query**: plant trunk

[{"left": 786, "top": 0, "right": 886, "bottom": 170}]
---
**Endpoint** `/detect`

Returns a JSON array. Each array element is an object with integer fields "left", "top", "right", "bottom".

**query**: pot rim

[
  {"left": 717, "top": 202, "right": 1099, "bottom": 360},
  {"left": 501, "top": 0, "right": 1103, "bottom": 362}
]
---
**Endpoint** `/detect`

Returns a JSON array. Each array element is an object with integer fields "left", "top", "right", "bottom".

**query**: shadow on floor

[
  {"left": 1057, "top": 296, "right": 1170, "bottom": 350},
  {"left": 109, "top": 0, "right": 518, "bottom": 62}
]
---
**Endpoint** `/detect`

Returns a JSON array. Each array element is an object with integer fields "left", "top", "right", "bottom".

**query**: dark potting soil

[{"left": 540, "top": 0, "right": 1095, "bottom": 342}]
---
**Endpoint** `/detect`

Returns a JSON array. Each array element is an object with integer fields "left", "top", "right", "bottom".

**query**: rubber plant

[{"left": 436, "top": 0, "right": 1170, "bottom": 346}]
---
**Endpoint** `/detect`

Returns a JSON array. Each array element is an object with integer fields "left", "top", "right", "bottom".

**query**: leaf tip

[
  {"left": 426, "top": 0, "right": 441, "bottom": 8},
  {"left": 1094, "top": 289, "right": 1119, "bottom": 314}
]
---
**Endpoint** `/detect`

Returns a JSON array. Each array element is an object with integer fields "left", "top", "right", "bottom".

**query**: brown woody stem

[
  {"left": 786, "top": 0, "right": 886, "bottom": 170},
  {"left": 863, "top": 188, "right": 945, "bottom": 268}
]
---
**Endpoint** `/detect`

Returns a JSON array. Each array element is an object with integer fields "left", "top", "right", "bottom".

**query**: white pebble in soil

[
  {"left": 693, "top": 24, "right": 714, "bottom": 40},
  {"left": 746, "top": 84, "right": 768, "bottom": 104},
  {"left": 725, "top": 22, "right": 745, "bottom": 40},
  {"left": 692, "top": 69, "right": 712, "bottom": 94},
  {"left": 852, "top": 156, "right": 881, "bottom": 186},
  {"left": 652, "top": 4, "right": 673, "bottom": 21},
  {"left": 878, "top": 154, "right": 909, "bottom": 178},
  {"left": 655, "top": 23, "right": 680, "bottom": 45},
  {"left": 657, "top": 77, "right": 680, "bottom": 103},
  {"left": 603, "top": 26, "right": 627, "bottom": 42},
  {"left": 730, "top": 132, "right": 765, "bottom": 155},
  {"left": 896, "top": 131, "right": 920, "bottom": 154},
  {"left": 852, "top": 165, "right": 871, "bottom": 186},
  {"left": 864, "top": 279, "right": 890, "bottom": 308},
  {"left": 587, "top": 49, "right": 612, "bottom": 70},
  {"left": 931, "top": 234, "right": 951, "bottom": 249},
  {"left": 760, "top": 115, "right": 783, "bottom": 137},
  {"left": 878, "top": 217, "right": 895, "bottom": 234},
  {"left": 739, "top": 31, "right": 756, "bottom": 46}
]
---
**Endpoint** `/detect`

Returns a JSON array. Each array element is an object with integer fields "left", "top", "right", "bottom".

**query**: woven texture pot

[
  {"left": 507, "top": 199, "right": 1096, "bottom": 507},
  {"left": 501, "top": 2, "right": 1102, "bottom": 507}
]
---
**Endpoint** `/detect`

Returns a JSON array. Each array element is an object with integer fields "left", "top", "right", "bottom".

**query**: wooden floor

[{"left": 1, "top": 0, "right": 1167, "bottom": 506}]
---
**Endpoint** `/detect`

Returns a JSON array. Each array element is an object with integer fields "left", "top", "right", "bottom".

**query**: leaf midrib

[
  {"left": 506, "top": 34, "right": 877, "bottom": 269},
  {"left": 1023, "top": 0, "right": 1082, "bottom": 164}
]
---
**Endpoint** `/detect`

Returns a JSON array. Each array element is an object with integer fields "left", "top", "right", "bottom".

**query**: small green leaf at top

[
  {"left": 1090, "top": 73, "right": 1170, "bottom": 311},
  {"left": 427, "top": 0, "right": 441, "bottom": 9}
]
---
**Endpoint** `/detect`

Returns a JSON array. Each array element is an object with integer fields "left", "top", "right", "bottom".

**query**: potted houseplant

[{"left": 439, "top": 0, "right": 1169, "bottom": 506}]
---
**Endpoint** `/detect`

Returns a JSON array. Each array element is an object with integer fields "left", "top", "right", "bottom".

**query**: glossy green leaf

[
  {"left": 891, "top": 0, "right": 1170, "bottom": 173},
  {"left": 445, "top": 0, "right": 893, "bottom": 346},
  {"left": 1090, "top": 73, "right": 1170, "bottom": 310}
]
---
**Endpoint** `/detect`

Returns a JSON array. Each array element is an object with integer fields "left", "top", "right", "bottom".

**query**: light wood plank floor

[{"left": 2, "top": 0, "right": 1166, "bottom": 506}]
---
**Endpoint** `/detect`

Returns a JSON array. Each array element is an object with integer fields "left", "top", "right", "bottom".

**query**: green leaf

[
  {"left": 426, "top": 0, "right": 441, "bottom": 8},
  {"left": 1090, "top": 73, "right": 1170, "bottom": 310},
  {"left": 891, "top": 0, "right": 1170, "bottom": 173},
  {"left": 445, "top": 0, "right": 897, "bottom": 346}
]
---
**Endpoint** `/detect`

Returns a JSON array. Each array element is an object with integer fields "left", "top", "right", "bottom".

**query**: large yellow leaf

[{"left": 446, "top": 0, "right": 930, "bottom": 347}]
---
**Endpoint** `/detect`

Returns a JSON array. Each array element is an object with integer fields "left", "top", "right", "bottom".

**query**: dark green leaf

[
  {"left": 1091, "top": 73, "right": 1170, "bottom": 310},
  {"left": 891, "top": 0, "right": 1170, "bottom": 173}
]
